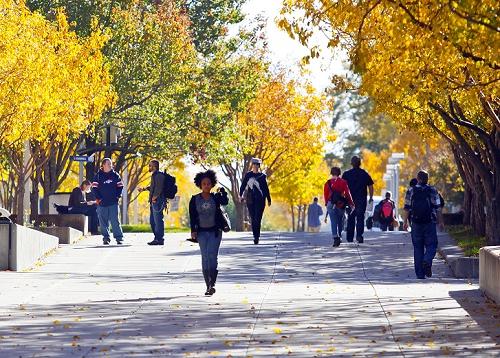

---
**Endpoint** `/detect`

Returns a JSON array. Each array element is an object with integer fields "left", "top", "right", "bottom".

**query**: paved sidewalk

[{"left": 0, "top": 231, "right": 498, "bottom": 357}]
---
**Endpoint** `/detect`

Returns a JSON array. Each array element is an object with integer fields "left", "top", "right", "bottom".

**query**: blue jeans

[
  {"left": 411, "top": 222, "right": 438, "bottom": 278},
  {"left": 198, "top": 231, "right": 222, "bottom": 272},
  {"left": 149, "top": 198, "right": 165, "bottom": 242},
  {"left": 96, "top": 204, "right": 123, "bottom": 241},
  {"left": 327, "top": 203, "right": 345, "bottom": 238}
]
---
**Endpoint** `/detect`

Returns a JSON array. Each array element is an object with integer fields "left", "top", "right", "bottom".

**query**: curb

[{"left": 438, "top": 232, "right": 479, "bottom": 279}]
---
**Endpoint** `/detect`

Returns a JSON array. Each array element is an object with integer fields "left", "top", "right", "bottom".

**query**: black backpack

[
  {"left": 163, "top": 172, "right": 178, "bottom": 200},
  {"left": 411, "top": 186, "right": 433, "bottom": 223},
  {"left": 328, "top": 181, "right": 347, "bottom": 208}
]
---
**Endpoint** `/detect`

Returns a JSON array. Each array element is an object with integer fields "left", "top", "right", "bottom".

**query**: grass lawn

[
  {"left": 446, "top": 225, "right": 487, "bottom": 257},
  {"left": 121, "top": 224, "right": 190, "bottom": 233}
]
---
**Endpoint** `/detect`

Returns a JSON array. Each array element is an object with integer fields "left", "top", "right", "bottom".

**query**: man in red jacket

[{"left": 324, "top": 167, "right": 355, "bottom": 247}]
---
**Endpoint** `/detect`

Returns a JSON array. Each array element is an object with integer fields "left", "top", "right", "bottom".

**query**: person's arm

[
  {"left": 343, "top": 182, "right": 355, "bottom": 207},
  {"left": 323, "top": 181, "right": 330, "bottom": 206},
  {"left": 115, "top": 173, "right": 124, "bottom": 198},
  {"left": 91, "top": 174, "right": 103, "bottom": 203},
  {"left": 239, "top": 173, "right": 249, "bottom": 198},
  {"left": 319, "top": 206, "right": 323, "bottom": 216},
  {"left": 261, "top": 175, "right": 271, "bottom": 205},
  {"left": 367, "top": 172, "right": 375, "bottom": 203},
  {"left": 189, "top": 196, "right": 198, "bottom": 235}
]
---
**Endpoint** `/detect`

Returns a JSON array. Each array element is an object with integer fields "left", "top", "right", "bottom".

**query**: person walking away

[
  {"left": 189, "top": 170, "right": 229, "bottom": 296},
  {"left": 324, "top": 167, "right": 355, "bottom": 247},
  {"left": 379, "top": 191, "right": 396, "bottom": 232},
  {"left": 92, "top": 158, "right": 124, "bottom": 245},
  {"left": 138, "top": 160, "right": 167, "bottom": 246},
  {"left": 403, "top": 170, "right": 444, "bottom": 279},
  {"left": 342, "top": 155, "right": 374, "bottom": 243},
  {"left": 307, "top": 197, "right": 323, "bottom": 232},
  {"left": 239, "top": 158, "right": 271, "bottom": 245}
]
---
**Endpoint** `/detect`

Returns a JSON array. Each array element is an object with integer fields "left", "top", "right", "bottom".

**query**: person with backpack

[
  {"left": 239, "top": 158, "right": 271, "bottom": 245},
  {"left": 378, "top": 191, "right": 396, "bottom": 232},
  {"left": 403, "top": 170, "right": 444, "bottom": 279},
  {"left": 189, "top": 170, "right": 229, "bottom": 296},
  {"left": 91, "top": 158, "right": 124, "bottom": 245},
  {"left": 324, "top": 167, "right": 355, "bottom": 247},
  {"left": 138, "top": 160, "right": 168, "bottom": 246},
  {"left": 342, "top": 156, "right": 374, "bottom": 244}
]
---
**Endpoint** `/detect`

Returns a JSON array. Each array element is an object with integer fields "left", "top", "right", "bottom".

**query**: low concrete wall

[
  {"left": 0, "top": 224, "right": 59, "bottom": 271},
  {"left": 32, "top": 214, "right": 88, "bottom": 235},
  {"left": 479, "top": 246, "right": 500, "bottom": 304},
  {"left": 36, "top": 226, "right": 83, "bottom": 245},
  {"left": 437, "top": 232, "right": 479, "bottom": 279}
]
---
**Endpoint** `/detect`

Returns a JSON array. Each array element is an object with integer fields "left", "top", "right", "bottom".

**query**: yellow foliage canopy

[{"left": 0, "top": 0, "right": 114, "bottom": 148}]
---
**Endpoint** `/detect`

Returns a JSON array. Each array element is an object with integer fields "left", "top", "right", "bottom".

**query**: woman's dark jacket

[
  {"left": 189, "top": 191, "right": 229, "bottom": 233},
  {"left": 68, "top": 188, "right": 87, "bottom": 208}
]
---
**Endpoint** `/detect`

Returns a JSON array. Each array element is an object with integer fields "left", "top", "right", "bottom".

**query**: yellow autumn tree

[
  {"left": 0, "top": 0, "right": 114, "bottom": 220},
  {"left": 215, "top": 73, "right": 330, "bottom": 230},
  {"left": 280, "top": 0, "right": 499, "bottom": 243}
]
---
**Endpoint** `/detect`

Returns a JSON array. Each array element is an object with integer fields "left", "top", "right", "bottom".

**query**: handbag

[{"left": 217, "top": 205, "right": 231, "bottom": 233}]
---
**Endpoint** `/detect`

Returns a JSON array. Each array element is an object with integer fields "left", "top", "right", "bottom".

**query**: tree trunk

[
  {"left": 234, "top": 200, "right": 245, "bottom": 232},
  {"left": 16, "top": 170, "right": 25, "bottom": 225},
  {"left": 291, "top": 204, "right": 296, "bottom": 232},
  {"left": 301, "top": 204, "right": 307, "bottom": 231},
  {"left": 30, "top": 177, "right": 39, "bottom": 218},
  {"left": 462, "top": 184, "right": 472, "bottom": 226}
]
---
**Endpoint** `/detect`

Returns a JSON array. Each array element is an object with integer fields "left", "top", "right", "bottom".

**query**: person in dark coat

[
  {"left": 189, "top": 169, "right": 229, "bottom": 296},
  {"left": 91, "top": 158, "right": 124, "bottom": 245},
  {"left": 138, "top": 159, "right": 167, "bottom": 246},
  {"left": 239, "top": 158, "right": 271, "bottom": 245},
  {"left": 342, "top": 155, "right": 374, "bottom": 244},
  {"left": 54, "top": 180, "right": 99, "bottom": 234}
]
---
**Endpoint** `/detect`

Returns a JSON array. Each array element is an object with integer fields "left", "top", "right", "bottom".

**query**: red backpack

[{"left": 381, "top": 200, "right": 394, "bottom": 219}]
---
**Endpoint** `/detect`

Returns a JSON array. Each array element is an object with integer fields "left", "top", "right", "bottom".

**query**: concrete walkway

[{"left": 0, "top": 231, "right": 498, "bottom": 357}]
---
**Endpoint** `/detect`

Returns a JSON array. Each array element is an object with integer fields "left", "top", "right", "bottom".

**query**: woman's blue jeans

[
  {"left": 198, "top": 230, "right": 222, "bottom": 272},
  {"left": 327, "top": 203, "right": 345, "bottom": 238}
]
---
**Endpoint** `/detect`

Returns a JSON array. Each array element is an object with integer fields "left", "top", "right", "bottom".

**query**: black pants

[
  {"left": 55, "top": 205, "right": 99, "bottom": 233},
  {"left": 346, "top": 200, "right": 367, "bottom": 242},
  {"left": 247, "top": 201, "right": 265, "bottom": 239},
  {"left": 380, "top": 218, "right": 395, "bottom": 231}
]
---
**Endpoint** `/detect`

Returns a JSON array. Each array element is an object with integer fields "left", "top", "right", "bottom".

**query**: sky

[
  {"left": 238, "top": 0, "right": 348, "bottom": 93},
  {"left": 186, "top": 0, "right": 352, "bottom": 179}
]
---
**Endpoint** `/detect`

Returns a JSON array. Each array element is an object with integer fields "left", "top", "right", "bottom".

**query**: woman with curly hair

[{"left": 189, "top": 169, "right": 229, "bottom": 296}]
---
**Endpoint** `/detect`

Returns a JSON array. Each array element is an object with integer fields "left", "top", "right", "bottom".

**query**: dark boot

[{"left": 203, "top": 270, "right": 211, "bottom": 295}]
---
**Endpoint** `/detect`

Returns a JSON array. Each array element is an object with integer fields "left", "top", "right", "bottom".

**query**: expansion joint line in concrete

[
  {"left": 245, "top": 233, "right": 281, "bottom": 356},
  {"left": 81, "top": 249, "right": 195, "bottom": 358},
  {"left": 355, "top": 243, "right": 406, "bottom": 358}
]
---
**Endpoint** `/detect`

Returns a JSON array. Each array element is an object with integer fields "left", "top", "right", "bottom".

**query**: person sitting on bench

[{"left": 54, "top": 180, "right": 99, "bottom": 234}]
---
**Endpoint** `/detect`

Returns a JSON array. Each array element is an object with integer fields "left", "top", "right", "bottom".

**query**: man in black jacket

[
  {"left": 138, "top": 160, "right": 166, "bottom": 246},
  {"left": 342, "top": 156, "right": 374, "bottom": 243},
  {"left": 239, "top": 158, "right": 271, "bottom": 245}
]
